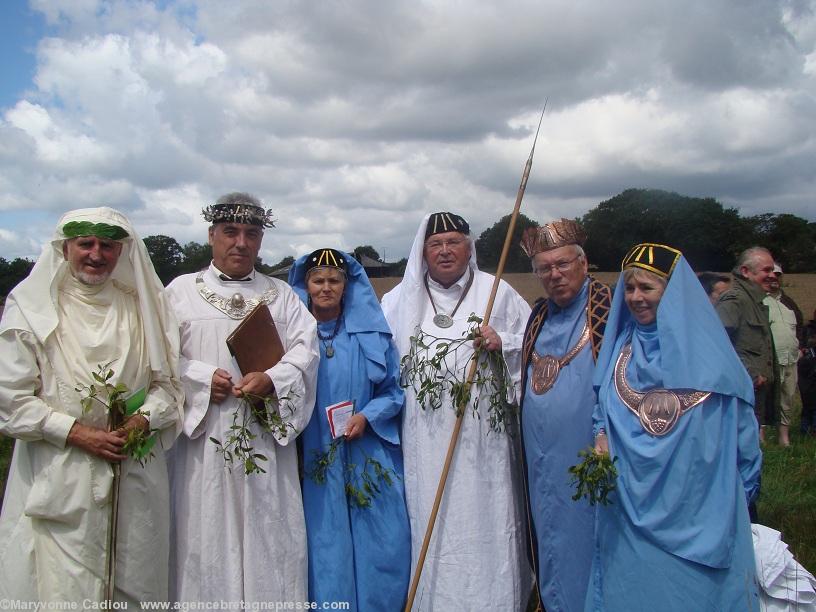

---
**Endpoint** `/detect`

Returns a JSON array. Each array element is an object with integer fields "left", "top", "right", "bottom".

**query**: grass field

[{"left": 759, "top": 425, "right": 816, "bottom": 572}]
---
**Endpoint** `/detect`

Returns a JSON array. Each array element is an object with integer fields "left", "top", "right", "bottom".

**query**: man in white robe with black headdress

[
  {"left": 0, "top": 207, "right": 183, "bottom": 604},
  {"left": 381, "top": 211, "right": 533, "bottom": 610},
  {"left": 166, "top": 193, "right": 318, "bottom": 603}
]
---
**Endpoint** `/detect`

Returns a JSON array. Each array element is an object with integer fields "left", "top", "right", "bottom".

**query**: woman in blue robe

[
  {"left": 289, "top": 248, "right": 410, "bottom": 611},
  {"left": 586, "top": 243, "right": 762, "bottom": 612}
]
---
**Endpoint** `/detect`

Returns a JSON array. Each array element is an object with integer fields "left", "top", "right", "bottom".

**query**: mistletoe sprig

[
  {"left": 307, "top": 437, "right": 398, "bottom": 509},
  {"left": 568, "top": 446, "right": 619, "bottom": 506},
  {"left": 75, "top": 363, "right": 158, "bottom": 466},
  {"left": 210, "top": 391, "right": 297, "bottom": 475},
  {"left": 400, "top": 313, "right": 515, "bottom": 433}
]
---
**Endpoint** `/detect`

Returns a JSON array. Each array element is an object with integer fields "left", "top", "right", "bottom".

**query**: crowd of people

[{"left": 0, "top": 194, "right": 813, "bottom": 611}]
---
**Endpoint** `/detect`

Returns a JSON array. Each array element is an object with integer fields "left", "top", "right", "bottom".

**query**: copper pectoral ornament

[
  {"left": 531, "top": 353, "right": 560, "bottom": 394},
  {"left": 529, "top": 324, "right": 590, "bottom": 395},
  {"left": 614, "top": 344, "right": 710, "bottom": 436}
]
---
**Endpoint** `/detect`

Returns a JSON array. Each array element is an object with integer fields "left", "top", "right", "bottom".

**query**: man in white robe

[
  {"left": 0, "top": 207, "right": 183, "bottom": 604},
  {"left": 381, "top": 211, "right": 533, "bottom": 610},
  {"left": 166, "top": 193, "right": 318, "bottom": 603}
]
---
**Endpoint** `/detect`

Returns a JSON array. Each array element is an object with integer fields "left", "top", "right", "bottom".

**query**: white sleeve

[
  {"left": 0, "top": 328, "right": 75, "bottom": 448},
  {"left": 265, "top": 285, "right": 319, "bottom": 446}
]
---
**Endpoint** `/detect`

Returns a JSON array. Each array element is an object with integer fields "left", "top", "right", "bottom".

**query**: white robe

[
  {"left": 0, "top": 277, "right": 181, "bottom": 605},
  {"left": 382, "top": 269, "right": 533, "bottom": 611},
  {"left": 165, "top": 265, "right": 318, "bottom": 603}
]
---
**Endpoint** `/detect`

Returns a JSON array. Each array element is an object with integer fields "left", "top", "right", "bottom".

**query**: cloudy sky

[{"left": 1, "top": 0, "right": 815, "bottom": 265}]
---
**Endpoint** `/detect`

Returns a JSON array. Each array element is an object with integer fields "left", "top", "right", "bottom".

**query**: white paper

[{"left": 325, "top": 399, "right": 354, "bottom": 439}]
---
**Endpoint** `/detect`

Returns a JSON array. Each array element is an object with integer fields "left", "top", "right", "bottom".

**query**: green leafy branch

[
  {"left": 568, "top": 447, "right": 619, "bottom": 506},
  {"left": 400, "top": 313, "right": 516, "bottom": 433},
  {"left": 75, "top": 363, "right": 158, "bottom": 466},
  {"left": 307, "top": 437, "right": 398, "bottom": 509},
  {"left": 210, "top": 391, "right": 297, "bottom": 475}
]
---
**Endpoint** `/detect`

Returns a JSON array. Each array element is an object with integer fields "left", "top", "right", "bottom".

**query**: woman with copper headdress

[
  {"left": 288, "top": 249, "right": 410, "bottom": 610},
  {"left": 586, "top": 244, "right": 761, "bottom": 611}
]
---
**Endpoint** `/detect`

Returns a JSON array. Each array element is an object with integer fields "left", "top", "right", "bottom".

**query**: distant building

[{"left": 357, "top": 253, "right": 388, "bottom": 277}]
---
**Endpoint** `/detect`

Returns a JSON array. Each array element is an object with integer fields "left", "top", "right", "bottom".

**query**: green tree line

[
  {"left": 476, "top": 188, "right": 816, "bottom": 273},
  {"left": 2, "top": 189, "right": 815, "bottom": 296}
]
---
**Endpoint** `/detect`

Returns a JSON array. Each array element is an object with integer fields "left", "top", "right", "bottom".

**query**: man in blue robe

[{"left": 518, "top": 219, "right": 611, "bottom": 612}]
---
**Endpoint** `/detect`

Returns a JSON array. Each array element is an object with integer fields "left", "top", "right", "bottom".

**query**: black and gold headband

[
  {"left": 425, "top": 212, "right": 470, "bottom": 239},
  {"left": 305, "top": 248, "right": 348, "bottom": 275},
  {"left": 621, "top": 243, "right": 682, "bottom": 278}
]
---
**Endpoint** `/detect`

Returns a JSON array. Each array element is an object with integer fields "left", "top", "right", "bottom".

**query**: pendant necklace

[
  {"left": 195, "top": 271, "right": 278, "bottom": 319},
  {"left": 614, "top": 343, "right": 710, "bottom": 436},
  {"left": 424, "top": 268, "right": 474, "bottom": 329},
  {"left": 318, "top": 316, "right": 343, "bottom": 358},
  {"left": 531, "top": 322, "right": 590, "bottom": 394}
]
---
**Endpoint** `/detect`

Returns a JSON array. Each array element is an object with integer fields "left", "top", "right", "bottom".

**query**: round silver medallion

[
  {"left": 230, "top": 293, "right": 245, "bottom": 309},
  {"left": 531, "top": 354, "right": 560, "bottom": 394},
  {"left": 637, "top": 390, "right": 681, "bottom": 436},
  {"left": 433, "top": 313, "right": 454, "bottom": 328}
]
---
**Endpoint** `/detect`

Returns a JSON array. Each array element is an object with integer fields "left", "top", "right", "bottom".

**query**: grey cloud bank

[{"left": 1, "top": 0, "right": 814, "bottom": 263}]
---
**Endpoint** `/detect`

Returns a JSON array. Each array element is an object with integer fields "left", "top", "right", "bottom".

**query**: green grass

[{"left": 757, "top": 427, "right": 816, "bottom": 572}]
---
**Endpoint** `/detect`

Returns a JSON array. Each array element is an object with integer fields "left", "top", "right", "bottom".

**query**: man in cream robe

[
  {"left": 165, "top": 193, "right": 318, "bottom": 603},
  {"left": 0, "top": 207, "right": 183, "bottom": 604},
  {"left": 381, "top": 212, "right": 533, "bottom": 610}
]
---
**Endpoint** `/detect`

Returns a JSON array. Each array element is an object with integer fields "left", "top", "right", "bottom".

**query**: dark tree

[
  {"left": 581, "top": 189, "right": 743, "bottom": 271},
  {"left": 353, "top": 246, "right": 381, "bottom": 263},
  {"left": 0, "top": 257, "right": 35, "bottom": 296},
  {"left": 143, "top": 235, "right": 184, "bottom": 285},
  {"left": 270, "top": 255, "right": 295, "bottom": 270},
  {"left": 390, "top": 257, "right": 408, "bottom": 276},
  {"left": 739, "top": 213, "right": 816, "bottom": 273},
  {"left": 180, "top": 241, "right": 212, "bottom": 274},
  {"left": 475, "top": 213, "right": 539, "bottom": 272}
]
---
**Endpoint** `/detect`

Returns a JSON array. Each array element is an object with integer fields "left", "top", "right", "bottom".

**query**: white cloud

[{"left": 1, "top": 0, "right": 814, "bottom": 264}]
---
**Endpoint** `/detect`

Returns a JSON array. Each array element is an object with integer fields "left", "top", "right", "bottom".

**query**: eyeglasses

[
  {"left": 425, "top": 238, "right": 468, "bottom": 252},
  {"left": 534, "top": 255, "right": 581, "bottom": 278}
]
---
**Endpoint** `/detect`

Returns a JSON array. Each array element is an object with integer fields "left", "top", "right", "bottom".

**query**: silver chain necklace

[
  {"left": 196, "top": 271, "right": 279, "bottom": 319},
  {"left": 423, "top": 268, "right": 474, "bottom": 328}
]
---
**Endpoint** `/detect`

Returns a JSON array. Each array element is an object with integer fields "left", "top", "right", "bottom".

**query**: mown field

[
  {"left": 371, "top": 271, "right": 816, "bottom": 317},
  {"left": 1, "top": 272, "right": 815, "bottom": 572}
]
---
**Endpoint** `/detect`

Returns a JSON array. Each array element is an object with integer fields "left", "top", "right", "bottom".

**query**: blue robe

[
  {"left": 586, "top": 256, "right": 762, "bottom": 612},
  {"left": 522, "top": 279, "right": 595, "bottom": 611},
  {"left": 290, "top": 253, "right": 411, "bottom": 611}
]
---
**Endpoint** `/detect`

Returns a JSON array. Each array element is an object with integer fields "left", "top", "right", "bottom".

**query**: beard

[{"left": 74, "top": 268, "right": 112, "bottom": 285}]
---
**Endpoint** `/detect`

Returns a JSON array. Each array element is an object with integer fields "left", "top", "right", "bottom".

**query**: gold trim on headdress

[
  {"left": 621, "top": 243, "right": 682, "bottom": 278},
  {"left": 305, "top": 248, "right": 348, "bottom": 275},
  {"left": 425, "top": 212, "right": 470, "bottom": 239},
  {"left": 520, "top": 218, "right": 587, "bottom": 257}
]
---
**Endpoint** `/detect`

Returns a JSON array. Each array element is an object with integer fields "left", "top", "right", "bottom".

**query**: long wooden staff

[
  {"left": 405, "top": 104, "right": 546, "bottom": 611},
  {"left": 104, "top": 407, "right": 124, "bottom": 603}
]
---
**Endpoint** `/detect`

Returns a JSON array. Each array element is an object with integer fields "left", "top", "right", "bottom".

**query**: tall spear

[{"left": 405, "top": 103, "right": 547, "bottom": 611}]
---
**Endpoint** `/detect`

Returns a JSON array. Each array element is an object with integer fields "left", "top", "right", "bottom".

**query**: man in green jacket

[{"left": 716, "top": 246, "right": 776, "bottom": 442}]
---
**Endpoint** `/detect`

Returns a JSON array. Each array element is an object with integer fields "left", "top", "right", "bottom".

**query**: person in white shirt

[
  {"left": 381, "top": 211, "right": 533, "bottom": 610},
  {"left": 165, "top": 193, "right": 318, "bottom": 602},
  {"left": 0, "top": 207, "right": 183, "bottom": 604}
]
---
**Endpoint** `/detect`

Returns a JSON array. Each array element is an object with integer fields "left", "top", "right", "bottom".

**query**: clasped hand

[
  {"left": 210, "top": 368, "right": 274, "bottom": 403},
  {"left": 66, "top": 414, "right": 149, "bottom": 462}
]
